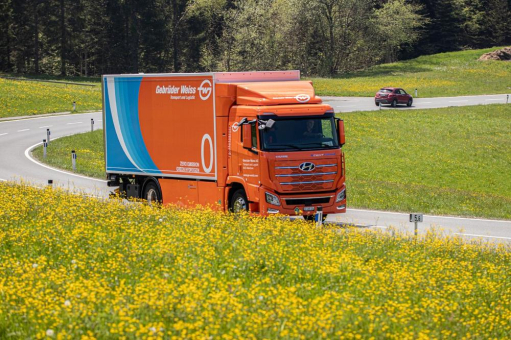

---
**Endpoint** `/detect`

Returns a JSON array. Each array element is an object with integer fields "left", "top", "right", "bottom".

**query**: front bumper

[{"left": 260, "top": 185, "right": 347, "bottom": 216}]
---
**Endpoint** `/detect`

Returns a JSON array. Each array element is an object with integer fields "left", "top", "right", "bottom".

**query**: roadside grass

[
  {"left": 0, "top": 76, "right": 101, "bottom": 118},
  {"left": 311, "top": 47, "right": 511, "bottom": 97},
  {"left": 33, "top": 104, "right": 511, "bottom": 220},
  {"left": 32, "top": 129, "right": 105, "bottom": 179},
  {"left": 0, "top": 181, "right": 509, "bottom": 339},
  {"left": 343, "top": 104, "right": 511, "bottom": 219}
]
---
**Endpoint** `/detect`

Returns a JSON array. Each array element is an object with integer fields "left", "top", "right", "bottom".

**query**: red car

[{"left": 375, "top": 87, "right": 413, "bottom": 107}]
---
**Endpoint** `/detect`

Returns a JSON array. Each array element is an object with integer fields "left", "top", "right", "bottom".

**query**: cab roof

[{"left": 234, "top": 81, "right": 322, "bottom": 106}]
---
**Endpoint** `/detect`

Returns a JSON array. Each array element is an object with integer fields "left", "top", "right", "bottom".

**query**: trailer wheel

[
  {"left": 143, "top": 181, "right": 162, "bottom": 205},
  {"left": 230, "top": 189, "right": 248, "bottom": 213}
]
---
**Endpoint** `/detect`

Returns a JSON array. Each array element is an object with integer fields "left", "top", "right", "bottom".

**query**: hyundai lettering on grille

[{"left": 299, "top": 162, "right": 316, "bottom": 172}]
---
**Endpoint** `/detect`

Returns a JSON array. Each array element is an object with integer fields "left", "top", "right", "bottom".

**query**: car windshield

[{"left": 261, "top": 117, "right": 339, "bottom": 151}]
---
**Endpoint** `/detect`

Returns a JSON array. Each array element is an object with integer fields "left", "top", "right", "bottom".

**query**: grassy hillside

[
  {"left": 0, "top": 76, "right": 101, "bottom": 118},
  {"left": 32, "top": 104, "right": 511, "bottom": 220},
  {"left": 0, "top": 182, "right": 509, "bottom": 339},
  {"left": 312, "top": 47, "right": 511, "bottom": 97},
  {"left": 343, "top": 104, "right": 511, "bottom": 219}
]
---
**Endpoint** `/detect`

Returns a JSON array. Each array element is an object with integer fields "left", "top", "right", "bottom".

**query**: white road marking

[
  {"left": 448, "top": 100, "right": 469, "bottom": 103},
  {"left": 17, "top": 129, "right": 30, "bottom": 132},
  {"left": 39, "top": 125, "right": 52, "bottom": 128},
  {"left": 24, "top": 140, "right": 107, "bottom": 183},
  {"left": 0, "top": 133, "right": 8, "bottom": 136},
  {"left": 67, "top": 122, "right": 83, "bottom": 125},
  {"left": 453, "top": 233, "right": 511, "bottom": 240},
  {"left": 0, "top": 112, "right": 100, "bottom": 124},
  {"left": 419, "top": 101, "right": 432, "bottom": 104},
  {"left": 485, "top": 99, "right": 502, "bottom": 101},
  {"left": 347, "top": 208, "right": 511, "bottom": 224},
  {"left": 0, "top": 178, "right": 6, "bottom": 181}
]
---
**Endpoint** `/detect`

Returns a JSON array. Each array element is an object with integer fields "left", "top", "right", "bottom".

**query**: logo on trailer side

[{"left": 198, "top": 80, "right": 212, "bottom": 100}]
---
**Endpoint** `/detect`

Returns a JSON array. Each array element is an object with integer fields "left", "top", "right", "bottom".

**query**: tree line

[{"left": 0, "top": 0, "right": 509, "bottom": 77}]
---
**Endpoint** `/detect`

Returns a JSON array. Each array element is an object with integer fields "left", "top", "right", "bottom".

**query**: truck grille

[{"left": 274, "top": 161, "right": 338, "bottom": 192}]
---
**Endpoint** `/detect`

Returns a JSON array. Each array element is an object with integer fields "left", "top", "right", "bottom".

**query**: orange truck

[{"left": 102, "top": 71, "right": 346, "bottom": 219}]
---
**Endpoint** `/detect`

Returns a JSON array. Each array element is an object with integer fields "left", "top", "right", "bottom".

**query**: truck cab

[{"left": 222, "top": 79, "right": 346, "bottom": 219}]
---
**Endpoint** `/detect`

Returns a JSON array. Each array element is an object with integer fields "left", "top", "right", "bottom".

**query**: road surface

[
  {"left": 1, "top": 94, "right": 510, "bottom": 243},
  {"left": 323, "top": 94, "right": 510, "bottom": 112}
]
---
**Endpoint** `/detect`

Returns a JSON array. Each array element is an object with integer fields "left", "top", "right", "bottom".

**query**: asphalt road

[
  {"left": 0, "top": 112, "right": 109, "bottom": 197},
  {"left": 1, "top": 94, "right": 510, "bottom": 243},
  {"left": 323, "top": 94, "right": 510, "bottom": 112}
]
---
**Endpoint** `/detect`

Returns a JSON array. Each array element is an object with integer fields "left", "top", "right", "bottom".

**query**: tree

[{"left": 372, "top": 0, "right": 428, "bottom": 63}]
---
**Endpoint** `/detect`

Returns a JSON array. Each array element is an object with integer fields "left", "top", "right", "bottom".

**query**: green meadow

[
  {"left": 0, "top": 76, "right": 101, "bottom": 118},
  {"left": 311, "top": 47, "right": 511, "bottom": 97}
]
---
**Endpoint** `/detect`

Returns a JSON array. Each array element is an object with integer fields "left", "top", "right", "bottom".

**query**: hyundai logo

[{"left": 299, "top": 162, "right": 315, "bottom": 172}]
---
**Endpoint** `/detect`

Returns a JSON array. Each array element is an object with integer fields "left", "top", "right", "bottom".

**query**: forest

[{"left": 0, "top": 0, "right": 510, "bottom": 77}]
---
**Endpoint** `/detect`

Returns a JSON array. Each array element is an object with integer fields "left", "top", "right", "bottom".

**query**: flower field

[
  {"left": 0, "top": 182, "right": 509, "bottom": 339},
  {"left": 0, "top": 78, "right": 101, "bottom": 118}
]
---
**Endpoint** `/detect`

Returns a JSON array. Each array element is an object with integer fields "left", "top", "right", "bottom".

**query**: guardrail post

[
  {"left": 71, "top": 150, "right": 77, "bottom": 171},
  {"left": 43, "top": 139, "right": 47, "bottom": 158},
  {"left": 91, "top": 118, "right": 94, "bottom": 132},
  {"left": 315, "top": 207, "right": 323, "bottom": 227},
  {"left": 46, "top": 129, "right": 51, "bottom": 143}
]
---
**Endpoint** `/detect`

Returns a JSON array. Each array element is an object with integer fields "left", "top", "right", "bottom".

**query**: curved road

[{"left": 1, "top": 95, "right": 510, "bottom": 242}]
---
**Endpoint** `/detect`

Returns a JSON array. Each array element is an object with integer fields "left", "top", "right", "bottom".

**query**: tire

[
  {"left": 143, "top": 181, "right": 162, "bottom": 205},
  {"left": 391, "top": 99, "right": 397, "bottom": 107},
  {"left": 230, "top": 189, "right": 248, "bottom": 213},
  {"left": 303, "top": 214, "right": 328, "bottom": 222},
  {"left": 407, "top": 98, "right": 413, "bottom": 107},
  {"left": 375, "top": 101, "right": 380, "bottom": 107}
]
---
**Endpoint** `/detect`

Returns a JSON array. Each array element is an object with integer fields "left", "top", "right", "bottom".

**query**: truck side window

[{"left": 251, "top": 124, "right": 257, "bottom": 148}]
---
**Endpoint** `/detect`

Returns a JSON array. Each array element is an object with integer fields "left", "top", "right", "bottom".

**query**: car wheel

[
  {"left": 375, "top": 101, "right": 380, "bottom": 107},
  {"left": 407, "top": 98, "right": 413, "bottom": 107},
  {"left": 391, "top": 99, "right": 397, "bottom": 107},
  {"left": 230, "top": 189, "right": 248, "bottom": 213}
]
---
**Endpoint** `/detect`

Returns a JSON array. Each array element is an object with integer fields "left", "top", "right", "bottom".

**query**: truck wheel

[
  {"left": 230, "top": 189, "right": 248, "bottom": 213},
  {"left": 143, "top": 181, "right": 161, "bottom": 205}
]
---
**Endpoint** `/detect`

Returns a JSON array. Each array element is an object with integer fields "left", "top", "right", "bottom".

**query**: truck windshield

[{"left": 261, "top": 117, "right": 339, "bottom": 151}]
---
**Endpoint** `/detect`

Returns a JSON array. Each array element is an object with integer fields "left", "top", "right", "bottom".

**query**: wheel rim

[
  {"left": 232, "top": 197, "right": 247, "bottom": 212},
  {"left": 146, "top": 188, "right": 158, "bottom": 203}
]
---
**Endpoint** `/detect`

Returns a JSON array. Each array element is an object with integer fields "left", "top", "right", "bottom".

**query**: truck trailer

[{"left": 102, "top": 71, "right": 346, "bottom": 219}]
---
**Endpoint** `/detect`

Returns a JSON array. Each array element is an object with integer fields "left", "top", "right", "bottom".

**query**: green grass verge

[
  {"left": 0, "top": 75, "right": 101, "bottom": 118},
  {"left": 33, "top": 104, "right": 511, "bottom": 219},
  {"left": 32, "top": 129, "right": 105, "bottom": 179},
  {"left": 0, "top": 182, "right": 509, "bottom": 338},
  {"left": 343, "top": 104, "right": 511, "bottom": 219},
  {"left": 311, "top": 47, "right": 511, "bottom": 97}
]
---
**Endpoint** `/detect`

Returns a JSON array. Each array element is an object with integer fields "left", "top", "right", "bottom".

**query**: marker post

[
  {"left": 43, "top": 139, "right": 47, "bottom": 159},
  {"left": 71, "top": 150, "right": 77, "bottom": 171}
]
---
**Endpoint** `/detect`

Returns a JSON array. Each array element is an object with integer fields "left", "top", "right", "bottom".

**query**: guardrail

[{"left": 0, "top": 76, "right": 97, "bottom": 87}]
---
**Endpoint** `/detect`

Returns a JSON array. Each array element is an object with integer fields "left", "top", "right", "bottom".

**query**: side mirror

[
  {"left": 243, "top": 124, "right": 252, "bottom": 149},
  {"left": 337, "top": 119, "right": 345, "bottom": 147}
]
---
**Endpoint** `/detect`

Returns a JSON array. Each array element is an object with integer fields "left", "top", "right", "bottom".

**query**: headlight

[
  {"left": 336, "top": 188, "right": 346, "bottom": 202},
  {"left": 265, "top": 192, "right": 281, "bottom": 206}
]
